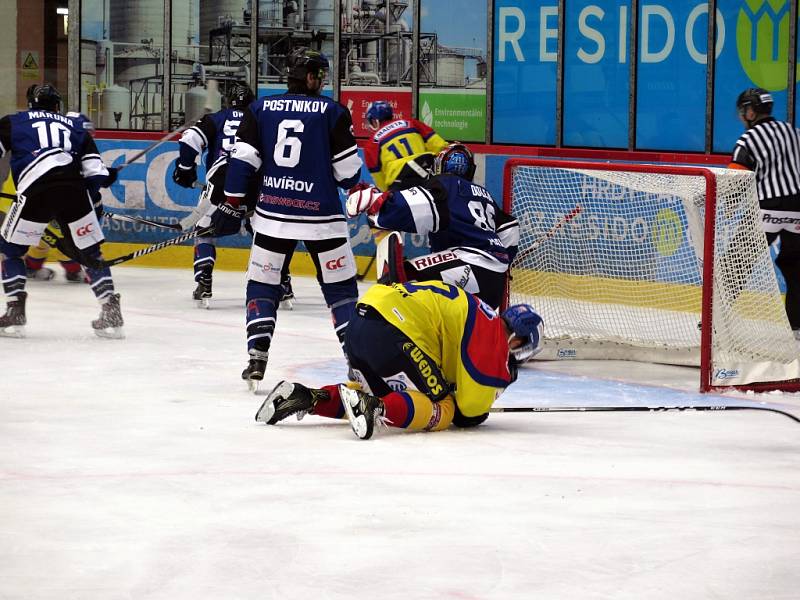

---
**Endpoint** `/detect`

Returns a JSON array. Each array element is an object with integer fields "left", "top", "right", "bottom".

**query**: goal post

[{"left": 503, "top": 158, "right": 800, "bottom": 393}]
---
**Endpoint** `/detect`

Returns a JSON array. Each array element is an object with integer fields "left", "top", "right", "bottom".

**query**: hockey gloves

[
  {"left": 103, "top": 167, "right": 118, "bottom": 188},
  {"left": 210, "top": 198, "right": 246, "bottom": 236},
  {"left": 346, "top": 183, "right": 387, "bottom": 218},
  {"left": 172, "top": 162, "right": 198, "bottom": 189}
]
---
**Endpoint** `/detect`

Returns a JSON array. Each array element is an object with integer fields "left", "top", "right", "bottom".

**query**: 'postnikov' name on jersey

[{"left": 260, "top": 99, "right": 330, "bottom": 113}]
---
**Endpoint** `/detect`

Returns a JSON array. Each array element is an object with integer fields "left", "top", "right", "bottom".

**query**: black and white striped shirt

[{"left": 731, "top": 117, "right": 800, "bottom": 202}]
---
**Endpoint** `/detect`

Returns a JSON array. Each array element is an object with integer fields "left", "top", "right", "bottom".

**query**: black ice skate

[
  {"left": 193, "top": 281, "right": 212, "bottom": 309},
  {"left": 92, "top": 293, "right": 125, "bottom": 339},
  {"left": 339, "top": 384, "right": 387, "bottom": 440},
  {"left": 0, "top": 292, "right": 27, "bottom": 338},
  {"left": 255, "top": 380, "right": 328, "bottom": 424},
  {"left": 242, "top": 354, "right": 268, "bottom": 392},
  {"left": 279, "top": 275, "right": 294, "bottom": 310}
]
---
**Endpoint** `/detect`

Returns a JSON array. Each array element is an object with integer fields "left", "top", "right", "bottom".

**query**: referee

[{"left": 730, "top": 87, "right": 800, "bottom": 337}]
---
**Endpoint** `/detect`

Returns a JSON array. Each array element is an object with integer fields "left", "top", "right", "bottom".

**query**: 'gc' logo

[
  {"left": 76, "top": 223, "right": 94, "bottom": 237},
  {"left": 325, "top": 256, "right": 346, "bottom": 270}
]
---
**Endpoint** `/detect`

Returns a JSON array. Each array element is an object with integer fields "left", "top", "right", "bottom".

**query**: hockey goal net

[{"left": 503, "top": 158, "right": 800, "bottom": 392}]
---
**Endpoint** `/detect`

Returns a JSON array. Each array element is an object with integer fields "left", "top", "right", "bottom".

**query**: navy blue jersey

[
  {"left": 371, "top": 174, "right": 520, "bottom": 267},
  {"left": 225, "top": 93, "right": 362, "bottom": 240},
  {"left": 178, "top": 108, "right": 244, "bottom": 176},
  {"left": 0, "top": 110, "right": 107, "bottom": 194}
]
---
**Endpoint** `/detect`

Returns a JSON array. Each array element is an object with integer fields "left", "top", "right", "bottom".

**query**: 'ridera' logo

[
  {"left": 736, "top": 0, "right": 797, "bottom": 90},
  {"left": 653, "top": 209, "right": 683, "bottom": 256}
]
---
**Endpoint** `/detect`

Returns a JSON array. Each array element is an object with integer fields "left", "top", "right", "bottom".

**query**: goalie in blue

[{"left": 347, "top": 143, "right": 519, "bottom": 309}]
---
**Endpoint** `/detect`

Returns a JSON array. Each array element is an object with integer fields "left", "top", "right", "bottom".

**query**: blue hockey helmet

[
  {"left": 502, "top": 304, "right": 543, "bottom": 362},
  {"left": 434, "top": 143, "right": 476, "bottom": 181},
  {"left": 365, "top": 100, "right": 394, "bottom": 130}
]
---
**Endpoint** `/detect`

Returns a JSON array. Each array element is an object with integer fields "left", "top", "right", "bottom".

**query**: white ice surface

[{"left": 2, "top": 268, "right": 799, "bottom": 600}]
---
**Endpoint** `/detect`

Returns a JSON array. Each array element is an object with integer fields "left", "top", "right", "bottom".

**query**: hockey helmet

[
  {"left": 365, "top": 100, "right": 394, "bottom": 130},
  {"left": 434, "top": 143, "right": 476, "bottom": 181},
  {"left": 286, "top": 47, "right": 329, "bottom": 82},
  {"left": 28, "top": 84, "right": 62, "bottom": 112},
  {"left": 502, "top": 304, "right": 543, "bottom": 362},
  {"left": 736, "top": 87, "right": 773, "bottom": 117},
  {"left": 228, "top": 81, "right": 255, "bottom": 108}
]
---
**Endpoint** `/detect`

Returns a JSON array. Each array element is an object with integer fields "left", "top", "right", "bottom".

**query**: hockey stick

[
  {"left": 356, "top": 253, "right": 376, "bottom": 281},
  {"left": 116, "top": 80, "right": 218, "bottom": 172},
  {"left": 81, "top": 226, "right": 213, "bottom": 269},
  {"left": 490, "top": 404, "right": 800, "bottom": 424},
  {"left": 104, "top": 211, "right": 183, "bottom": 231},
  {"left": 512, "top": 205, "right": 582, "bottom": 267}
]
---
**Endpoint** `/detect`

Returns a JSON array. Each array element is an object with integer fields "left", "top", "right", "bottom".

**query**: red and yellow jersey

[
  {"left": 358, "top": 280, "right": 513, "bottom": 417},
  {"left": 363, "top": 119, "right": 448, "bottom": 191}
]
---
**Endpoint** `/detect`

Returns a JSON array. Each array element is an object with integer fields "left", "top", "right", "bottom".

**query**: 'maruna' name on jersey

[{"left": 28, "top": 111, "right": 74, "bottom": 126}]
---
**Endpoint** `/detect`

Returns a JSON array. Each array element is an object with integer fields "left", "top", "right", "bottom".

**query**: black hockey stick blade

[{"left": 490, "top": 404, "right": 800, "bottom": 424}]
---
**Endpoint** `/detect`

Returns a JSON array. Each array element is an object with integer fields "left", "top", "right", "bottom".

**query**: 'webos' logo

[
  {"left": 737, "top": 0, "right": 795, "bottom": 90},
  {"left": 76, "top": 224, "right": 94, "bottom": 237},
  {"left": 325, "top": 256, "right": 346, "bottom": 270}
]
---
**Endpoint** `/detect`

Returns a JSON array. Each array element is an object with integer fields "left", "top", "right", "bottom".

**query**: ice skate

[
  {"left": 255, "top": 380, "right": 326, "bottom": 424},
  {"left": 339, "top": 384, "right": 386, "bottom": 440},
  {"left": 279, "top": 275, "right": 294, "bottom": 310},
  {"left": 192, "top": 281, "right": 212, "bottom": 309},
  {"left": 0, "top": 292, "right": 27, "bottom": 338},
  {"left": 26, "top": 266, "right": 55, "bottom": 281},
  {"left": 242, "top": 356, "right": 267, "bottom": 392},
  {"left": 92, "top": 293, "right": 125, "bottom": 339}
]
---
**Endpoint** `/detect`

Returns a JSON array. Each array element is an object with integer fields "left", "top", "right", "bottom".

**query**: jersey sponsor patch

[
  {"left": 247, "top": 246, "right": 285, "bottom": 285},
  {"left": 318, "top": 242, "right": 356, "bottom": 283},
  {"left": 400, "top": 340, "right": 449, "bottom": 400},
  {"left": 67, "top": 213, "right": 105, "bottom": 249}
]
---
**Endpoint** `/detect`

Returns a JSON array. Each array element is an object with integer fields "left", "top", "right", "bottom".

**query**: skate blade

[
  {"left": 0, "top": 325, "right": 25, "bottom": 338},
  {"left": 339, "top": 385, "right": 370, "bottom": 440},
  {"left": 247, "top": 378, "right": 261, "bottom": 394},
  {"left": 94, "top": 327, "right": 125, "bottom": 339},
  {"left": 280, "top": 298, "right": 294, "bottom": 310},
  {"left": 195, "top": 297, "right": 210, "bottom": 309},
  {"left": 255, "top": 380, "right": 293, "bottom": 423}
]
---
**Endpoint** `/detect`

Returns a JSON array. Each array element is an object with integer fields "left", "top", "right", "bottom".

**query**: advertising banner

[
  {"left": 340, "top": 87, "right": 413, "bottom": 139},
  {"left": 418, "top": 89, "right": 487, "bottom": 142}
]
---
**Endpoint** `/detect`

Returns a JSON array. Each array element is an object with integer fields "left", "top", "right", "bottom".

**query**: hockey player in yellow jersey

[
  {"left": 255, "top": 280, "right": 543, "bottom": 439},
  {"left": 361, "top": 100, "right": 448, "bottom": 192}
]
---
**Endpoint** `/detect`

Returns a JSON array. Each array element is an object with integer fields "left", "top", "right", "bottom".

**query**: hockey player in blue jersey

[
  {"left": 218, "top": 47, "right": 363, "bottom": 386},
  {"left": 347, "top": 143, "right": 519, "bottom": 309},
  {"left": 0, "top": 84, "right": 123, "bottom": 338},
  {"left": 171, "top": 82, "right": 281, "bottom": 308}
]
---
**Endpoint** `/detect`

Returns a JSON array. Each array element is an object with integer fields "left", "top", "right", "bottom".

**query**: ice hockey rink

[{"left": 2, "top": 267, "right": 799, "bottom": 600}]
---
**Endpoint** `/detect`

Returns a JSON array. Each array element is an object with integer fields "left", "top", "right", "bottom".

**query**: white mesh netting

[{"left": 507, "top": 163, "right": 800, "bottom": 388}]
